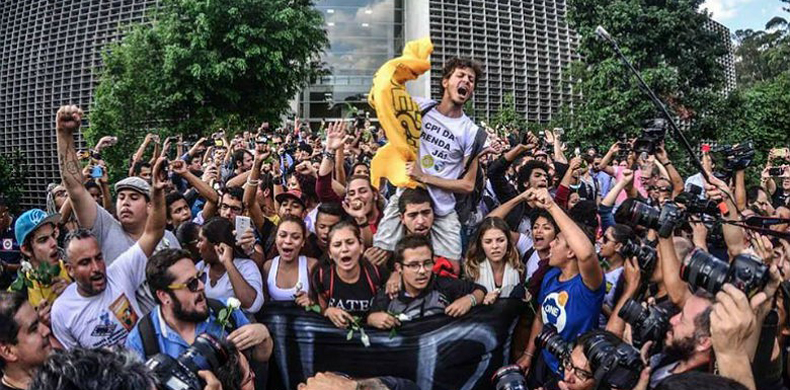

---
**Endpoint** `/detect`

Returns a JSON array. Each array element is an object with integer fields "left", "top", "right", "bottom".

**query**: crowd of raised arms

[{"left": 1, "top": 57, "right": 790, "bottom": 390}]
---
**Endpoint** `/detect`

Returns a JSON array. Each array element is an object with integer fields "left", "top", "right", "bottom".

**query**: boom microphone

[{"left": 595, "top": 26, "right": 612, "bottom": 43}]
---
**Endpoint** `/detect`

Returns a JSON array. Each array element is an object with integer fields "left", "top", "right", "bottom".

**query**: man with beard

[
  {"left": 648, "top": 290, "right": 714, "bottom": 388},
  {"left": 50, "top": 157, "right": 168, "bottom": 349},
  {"left": 125, "top": 248, "right": 272, "bottom": 363},
  {"left": 0, "top": 291, "right": 52, "bottom": 390},
  {"left": 373, "top": 58, "right": 486, "bottom": 275}
]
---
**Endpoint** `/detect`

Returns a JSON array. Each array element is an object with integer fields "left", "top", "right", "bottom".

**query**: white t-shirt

[
  {"left": 414, "top": 97, "right": 481, "bottom": 216},
  {"left": 600, "top": 266, "right": 624, "bottom": 327},
  {"left": 91, "top": 204, "right": 181, "bottom": 315},
  {"left": 196, "top": 258, "right": 265, "bottom": 313},
  {"left": 52, "top": 244, "right": 147, "bottom": 349}
]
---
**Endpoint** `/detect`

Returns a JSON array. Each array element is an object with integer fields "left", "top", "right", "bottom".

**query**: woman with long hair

[
  {"left": 464, "top": 217, "right": 524, "bottom": 304},
  {"left": 262, "top": 215, "right": 318, "bottom": 303},
  {"left": 309, "top": 221, "right": 388, "bottom": 328}
]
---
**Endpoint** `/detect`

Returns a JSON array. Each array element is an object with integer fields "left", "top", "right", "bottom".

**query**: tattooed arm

[{"left": 56, "top": 105, "right": 98, "bottom": 228}]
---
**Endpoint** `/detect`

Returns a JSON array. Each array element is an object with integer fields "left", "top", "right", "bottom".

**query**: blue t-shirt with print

[{"left": 538, "top": 267, "right": 605, "bottom": 374}]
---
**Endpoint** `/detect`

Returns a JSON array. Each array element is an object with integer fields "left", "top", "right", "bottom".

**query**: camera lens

[
  {"left": 536, "top": 326, "right": 571, "bottom": 362},
  {"left": 491, "top": 365, "right": 527, "bottom": 390},
  {"left": 729, "top": 253, "right": 769, "bottom": 297},
  {"left": 681, "top": 248, "right": 730, "bottom": 294},
  {"left": 627, "top": 201, "right": 661, "bottom": 230},
  {"left": 177, "top": 333, "right": 230, "bottom": 375},
  {"left": 618, "top": 299, "right": 648, "bottom": 325}
]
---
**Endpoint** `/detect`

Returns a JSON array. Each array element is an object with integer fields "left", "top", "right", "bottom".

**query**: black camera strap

[{"left": 139, "top": 299, "right": 237, "bottom": 359}]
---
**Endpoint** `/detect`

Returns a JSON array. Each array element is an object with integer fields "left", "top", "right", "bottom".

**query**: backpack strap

[
  {"left": 362, "top": 261, "right": 379, "bottom": 295},
  {"left": 138, "top": 310, "right": 160, "bottom": 360},
  {"left": 421, "top": 102, "right": 438, "bottom": 118},
  {"left": 329, "top": 266, "right": 336, "bottom": 299},
  {"left": 207, "top": 298, "right": 237, "bottom": 331}
]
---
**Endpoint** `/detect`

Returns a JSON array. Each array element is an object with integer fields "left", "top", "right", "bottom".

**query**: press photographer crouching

[
  {"left": 28, "top": 347, "right": 227, "bottom": 390},
  {"left": 506, "top": 325, "right": 644, "bottom": 390},
  {"left": 125, "top": 249, "right": 271, "bottom": 390}
]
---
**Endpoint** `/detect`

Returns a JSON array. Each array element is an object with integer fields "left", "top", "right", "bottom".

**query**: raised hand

[
  {"left": 325, "top": 121, "right": 347, "bottom": 151},
  {"left": 151, "top": 157, "right": 168, "bottom": 191},
  {"left": 56, "top": 105, "right": 83, "bottom": 133},
  {"left": 171, "top": 159, "right": 188, "bottom": 176}
]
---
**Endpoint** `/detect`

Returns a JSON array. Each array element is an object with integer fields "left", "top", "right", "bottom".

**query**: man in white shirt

[
  {"left": 373, "top": 58, "right": 487, "bottom": 275},
  {"left": 51, "top": 154, "right": 168, "bottom": 350},
  {"left": 55, "top": 106, "right": 180, "bottom": 315}
]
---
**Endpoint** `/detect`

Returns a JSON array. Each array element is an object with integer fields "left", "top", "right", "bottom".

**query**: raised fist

[{"left": 56, "top": 105, "right": 83, "bottom": 133}]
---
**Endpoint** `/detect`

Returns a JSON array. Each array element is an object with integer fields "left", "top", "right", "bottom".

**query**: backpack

[
  {"left": 421, "top": 103, "right": 487, "bottom": 225},
  {"left": 318, "top": 261, "right": 382, "bottom": 300},
  {"left": 137, "top": 298, "right": 237, "bottom": 359}
]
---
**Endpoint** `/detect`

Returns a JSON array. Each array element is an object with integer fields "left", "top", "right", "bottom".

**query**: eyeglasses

[
  {"left": 168, "top": 271, "right": 205, "bottom": 292},
  {"left": 563, "top": 358, "right": 594, "bottom": 382},
  {"left": 602, "top": 235, "right": 612, "bottom": 244},
  {"left": 401, "top": 260, "right": 434, "bottom": 272},
  {"left": 220, "top": 203, "right": 243, "bottom": 214},
  {"left": 649, "top": 186, "right": 672, "bottom": 193}
]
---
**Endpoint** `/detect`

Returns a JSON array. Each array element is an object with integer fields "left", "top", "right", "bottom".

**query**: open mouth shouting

[{"left": 457, "top": 83, "right": 470, "bottom": 99}]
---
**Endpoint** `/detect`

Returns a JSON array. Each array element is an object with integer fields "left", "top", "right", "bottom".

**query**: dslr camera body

[
  {"left": 681, "top": 249, "right": 769, "bottom": 297},
  {"left": 618, "top": 298, "right": 670, "bottom": 351},
  {"left": 146, "top": 333, "right": 229, "bottom": 390}
]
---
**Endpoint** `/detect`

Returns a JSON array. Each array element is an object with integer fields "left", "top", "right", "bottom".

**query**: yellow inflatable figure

[{"left": 368, "top": 37, "right": 433, "bottom": 189}]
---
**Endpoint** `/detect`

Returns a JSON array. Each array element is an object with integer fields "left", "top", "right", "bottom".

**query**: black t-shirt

[
  {"left": 369, "top": 274, "right": 486, "bottom": 314},
  {"left": 314, "top": 262, "right": 389, "bottom": 317},
  {"left": 773, "top": 188, "right": 789, "bottom": 208}
]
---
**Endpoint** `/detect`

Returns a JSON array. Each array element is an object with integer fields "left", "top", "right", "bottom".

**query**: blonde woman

[{"left": 464, "top": 217, "right": 525, "bottom": 304}]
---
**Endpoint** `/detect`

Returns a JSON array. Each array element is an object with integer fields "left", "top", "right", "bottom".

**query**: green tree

[
  {"left": 0, "top": 151, "right": 29, "bottom": 213},
  {"left": 733, "top": 1, "right": 790, "bottom": 87},
  {"left": 559, "top": 0, "right": 729, "bottom": 156},
  {"left": 89, "top": 0, "right": 328, "bottom": 179}
]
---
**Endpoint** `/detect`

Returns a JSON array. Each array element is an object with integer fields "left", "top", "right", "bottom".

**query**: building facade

[
  {"left": 704, "top": 18, "right": 737, "bottom": 94},
  {"left": 0, "top": 0, "right": 159, "bottom": 209}
]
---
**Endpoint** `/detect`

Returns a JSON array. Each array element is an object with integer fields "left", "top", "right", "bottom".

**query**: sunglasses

[{"left": 168, "top": 271, "right": 205, "bottom": 292}]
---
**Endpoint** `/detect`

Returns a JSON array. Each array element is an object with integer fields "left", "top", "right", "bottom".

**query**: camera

[
  {"left": 618, "top": 298, "right": 670, "bottom": 350},
  {"left": 583, "top": 333, "right": 644, "bottom": 390},
  {"left": 146, "top": 333, "right": 230, "bottom": 390},
  {"left": 632, "top": 118, "right": 667, "bottom": 156},
  {"left": 491, "top": 365, "right": 527, "bottom": 390},
  {"left": 615, "top": 133, "right": 632, "bottom": 161},
  {"left": 711, "top": 141, "right": 755, "bottom": 179},
  {"left": 681, "top": 249, "right": 769, "bottom": 297},
  {"left": 616, "top": 200, "right": 686, "bottom": 238},
  {"left": 619, "top": 240, "right": 658, "bottom": 283},
  {"left": 536, "top": 325, "right": 572, "bottom": 362},
  {"left": 674, "top": 191, "right": 720, "bottom": 217}
]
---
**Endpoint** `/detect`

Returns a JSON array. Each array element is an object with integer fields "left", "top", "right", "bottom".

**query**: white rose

[
  {"left": 20, "top": 261, "right": 34, "bottom": 274},
  {"left": 360, "top": 332, "right": 370, "bottom": 347},
  {"left": 396, "top": 313, "right": 410, "bottom": 322},
  {"left": 226, "top": 297, "right": 241, "bottom": 310},
  {"left": 295, "top": 282, "right": 303, "bottom": 292}
]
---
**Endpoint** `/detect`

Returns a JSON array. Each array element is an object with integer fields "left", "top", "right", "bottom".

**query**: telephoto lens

[
  {"left": 491, "top": 365, "right": 528, "bottom": 390},
  {"left": 146, "top": 333, "right": 230, "bottom": 390},
  {"left": 618, "top": 298, "right": 670, "bottom": 349},
  {"left": 536, "top": 325, "right": 572, "bottom": 363},
  {"left": 681, "top": 249, "right": 769, "bottom": 296}
]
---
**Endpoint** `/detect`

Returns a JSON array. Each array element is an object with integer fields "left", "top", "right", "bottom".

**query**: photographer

[
  {"left": 0, "top": 292, "right": 51, "bottom": 390},
  {"left": 29, "top": 347, "right": 225, "bottom": 390}
]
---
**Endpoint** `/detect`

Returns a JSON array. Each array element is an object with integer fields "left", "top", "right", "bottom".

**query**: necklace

[{"left": 1, "top": 375, "right": 26, "bottom": 390}]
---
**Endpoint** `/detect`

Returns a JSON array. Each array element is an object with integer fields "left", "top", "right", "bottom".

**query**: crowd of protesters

[{"left": 1, "top": 56, "right": 790, "bottom": 390}]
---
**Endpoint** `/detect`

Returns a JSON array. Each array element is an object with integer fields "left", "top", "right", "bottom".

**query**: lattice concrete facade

[
  {"left": 425, "top": 0, "right": 581, "bottom": 123},
  {"left": 0, "top": 0, "right": 158, "bottom": 209}
]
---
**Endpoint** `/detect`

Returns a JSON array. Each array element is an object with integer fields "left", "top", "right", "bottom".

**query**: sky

[{"left": 702, "top": 0, "right": 787, "bottom": 32}]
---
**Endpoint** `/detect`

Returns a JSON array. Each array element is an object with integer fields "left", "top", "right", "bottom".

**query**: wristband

[
  {"left": 468, "top": 293, "right": 477, "bottom": 307},
  {"left": 663, "top": 161, "right": 672, "bottom": 166},
  {"left": 323, "top": 150, "right": 336, "bottom": 161}
]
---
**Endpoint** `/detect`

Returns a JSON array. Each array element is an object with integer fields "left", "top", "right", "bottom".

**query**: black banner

[{"left": 258, "top": 299, "right": 526, "bottom": 390}]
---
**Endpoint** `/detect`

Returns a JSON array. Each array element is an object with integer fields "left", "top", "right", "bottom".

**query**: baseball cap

[
  {"left": 115, "top": 177, "right": 151, "bottom": 199},
  {"left": 15, "top": 209, "right": 61, "bottom": 245},
  {"left": 275, "top": 189, "right": 307, "bottom": 209}
]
